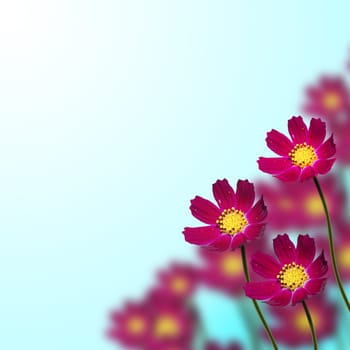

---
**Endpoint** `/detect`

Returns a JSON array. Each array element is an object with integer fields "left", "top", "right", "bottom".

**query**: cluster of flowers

[
  {"left": 107, "top": 51, "right": 350, "bottom": 349},
  {"left": 106, "top": 259, "right": 242, "bottom": 349}
]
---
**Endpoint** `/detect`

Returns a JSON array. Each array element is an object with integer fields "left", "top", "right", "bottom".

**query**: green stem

[
  {"left": 313, "top": 176, "right": 350, "bottom": 311},
  {"left": 240, "top": 245, "right": 279, "bottom": 350},
  {"left": 302, "top": 300, "right": 318, "bottom": 350},
  {"left": 236, "top": 298, "right": 260, "bottom": 350}
]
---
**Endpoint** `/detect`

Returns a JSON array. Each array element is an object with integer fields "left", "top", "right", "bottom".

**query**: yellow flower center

[
  {"left": 339, "top": 245, "right": 350, "bottom": 269},
  {"left": 289, "top": 143, "right": 317, "bottom": 169},
  {"left": 304, "top": 194, "right": 323, "bottom": 217},
  {"left": 220, "top": 254, "right": 242, "bottom": 276},
  {"left": 322, "top": 92, "right": 341, "bottom": 111},
  {"left": 170, "top": 276, "right": 189, "bottom": 295},
  {"left": 154, "top": 315, "right": 180, "bottom": 338},
  {"left": 277, "top": 262, "right": 309, "bottom": 291},
  {"left": 294, "top": 308, "right": 320, "bottom": 334},
  {"left": 216, "top": 208, "right": 248, "bottom": 235},
  {"left": 126, "top": 316, "right": 146, "bottom": 335}
]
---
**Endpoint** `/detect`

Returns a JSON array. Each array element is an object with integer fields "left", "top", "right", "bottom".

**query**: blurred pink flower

[
  {"left": 268, "top": 294, "right": 337, "bottom": 346},
  {"left": 152, "top": 262, "right": 199, "bottom": 301},
  {"left": 197, "top": 248, "right": 245, "bottom": 296},
  {"left": 107, "top": 301, "right": 151, "bottom": 348},
  {"left": 256, "top": 174, "right": 345, "bottom": 230},
  {"left": 108, "top": 295, "right": 195, "bottom": 349},
  {"left": 303, "top": 76, "right": 350, "bottom": 126}
]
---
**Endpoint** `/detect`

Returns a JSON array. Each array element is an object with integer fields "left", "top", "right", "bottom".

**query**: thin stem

[
  {"left": 302, "top": 300, "right": 318, "bottom": 350},
  {"left": 313, "top": 176, "right": 350, "bottom": 311},
  {"left": 240, "top": 245, "right": 279, "bottom": 350},
  {"left": 236, "top": 299, "right": 260, "bottom": 350}
]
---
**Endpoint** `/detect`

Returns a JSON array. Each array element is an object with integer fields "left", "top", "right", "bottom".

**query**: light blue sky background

[{"left": 0, "top": 1, "right": 349, "bottom": 349}]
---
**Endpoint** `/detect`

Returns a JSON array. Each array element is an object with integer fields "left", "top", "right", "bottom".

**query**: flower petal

[
  {"left": 308, "top": 118, "right": 326, "bottom": 148},
  {"left": 244, "top": 281, "right": 281, "bottom": 300},
  {"left": 273, "top": 234, "right": 296, "bottom": 264},
  {"left": 300, "top": 166, "right": 316, "bottom": 181},
  {"left": 230, "top": 233, "right": 246, "bottom": 250},
  {"left": 304, "top": 278, "right": 327, "bottom": 294},
  {"left": 316, "top": 135, "right": 336, "bottom": 159},
  {"left": 288, "top": 116, "right": 308, "bottom": 144},
  {"left": 266, "top": 289, "right": 292, "bottom": 306},
  {"left": 274, "top": 166, "right": 301, "bottom": 182},
  {"left": 313, "top": 158, "right": 336, "bottom": 174},
  {"left": 306, "top": 251, "right": 328, "bottom": 278},
  {"left": 291, "top": 287, "right": 308, "bottom": 305},
  {"left": 246, "top": 197, "right": 267, "bottom": 223},
  {"left": 296, "top": 234, "right": 316, "bottom": 267},
  {"left": 251, "top": 252, "right": 281, "bottom": 278},
  {"left": 258, "top": 157, "right": 292, "bottom": 174},
  {"left": 208, "top": 234, "right": 231, "bottom": 251},
  {"left": 183, "top": 226, "right": 220, "bottom": 245},
  {"left": 212, "top": 179, "right": 236, "bottom": 209},
  {"left": 266, "top": 129, "right": 293, "bottom": 156},
  {"left": 190, "top": 196, "right": 221, "bottom": 224},
  {"left": 235, "top": 180, "right": 255, "bottom": 212},
  {"left": 244, "top": 223, "right": 266, "bottom": 240}
]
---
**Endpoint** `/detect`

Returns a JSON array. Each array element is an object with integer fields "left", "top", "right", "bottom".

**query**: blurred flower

[
  {"left": 183, "top": 179, "right": 267, "bottom": 251},
  {"left": 268, "top": 294, "right": 337, "bottom": 346},
  {"left": 145, "top": 294, "right": 195, "bottom": 350},
  {"left": 197, "top": 248, "right": 245, "bottom": 296},
  {"left": 244, "top": 234, "right": 328, "bottom": 306},
  {"left": 107, "top": 301, "right": 151, "bottom": 348},
  {"left": 316, "top": 223, "right": 350, "bottom": 284},
  {"left": 152, "top": 262, "right": 199, "bottom": 301},
  {"left": 205, "top": 341, "right": 243, "bottom": 350},
  {"left": 108, "top": 295, "right": 196, "bottom": 349},
  {"left": 258, "top": 116, "right": 336, "bottom": 181},
  {"left": 256, "top": 174, "right": 345, "bottom": 230},
  {"left": 303, "top": 76, "right": 350, "bottom": 127}
]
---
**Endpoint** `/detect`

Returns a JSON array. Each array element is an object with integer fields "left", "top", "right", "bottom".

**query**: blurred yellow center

[
  {"left": 322, "top": 92, "right": 341, "bottom": 110},
  {"left": 304, "top": 194, "right": 323, "bottom": 216},
  {"left": 277, "top": 262, "right": 309, "bottom": 291},
  {"left": 216, "top": 208, "right": 248, "bottom": 235},
  {"left": 220, "top": 254, "right": 242, "bottom": 276},
  {"left": 170, "top": 276, "right": 188, "bottom": 294},
  {"left": 154, "top": 315, "right": 180, "bottom": 338},
  {"left": 339, "top": 245, "right": 350, "bottom": 269},
  {"left": 294, "top": 309, "right": 320, "bottom": 333},
  {"left": 126, "top": 316, "right": 146, "bottom": 335},
  {"left": 289, "top": 143, "right": 317, "bottom": 168}
]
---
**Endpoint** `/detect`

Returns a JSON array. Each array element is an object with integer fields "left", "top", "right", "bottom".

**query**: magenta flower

[
  {"left": 302, "top": 76, "right": 350, "bottom": 124},
  {"left": 244, "top": 234, "right": 328, "bottom": 306},
  {"left": 183, "top": 179, "right": 267, "bottom": 251},
  {"left": 258, "top": 116, "right": 336, "bottom": 182}
]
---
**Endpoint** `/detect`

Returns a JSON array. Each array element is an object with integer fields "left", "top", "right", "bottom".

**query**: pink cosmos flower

[
  {"left": 183, "top": 179, "right": 267, "bottom": 251},
  {"left": 108, "top": 296, "right": 195, "bottom": 350},
  {"left": 152, "top": 262, "right": 199, "bottom": 301},
  {"left": 268, "top": 294, "right": 337, "bottom": 346},
  {"left": 107, "top": 301, "right": 151, "bottom": 348},
  {"left": 258, "top": 116, "right": 336, "bottom": 182},
  {"left": 303, "top": 76, "right": 350, "bottom": 126},
  {"left": 256, "top": 174, "right": 345, "bottom": 230},
  {"left": 244, "top": 234, "right": 328, "bottom": 306},
  {"left": 197, "top": 248, "right": 245, "bottom": 296}
]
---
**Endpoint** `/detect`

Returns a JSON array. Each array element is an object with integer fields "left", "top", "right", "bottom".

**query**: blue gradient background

[{"left": 0, "top": 1, "right": 349, "bottom": 349}]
